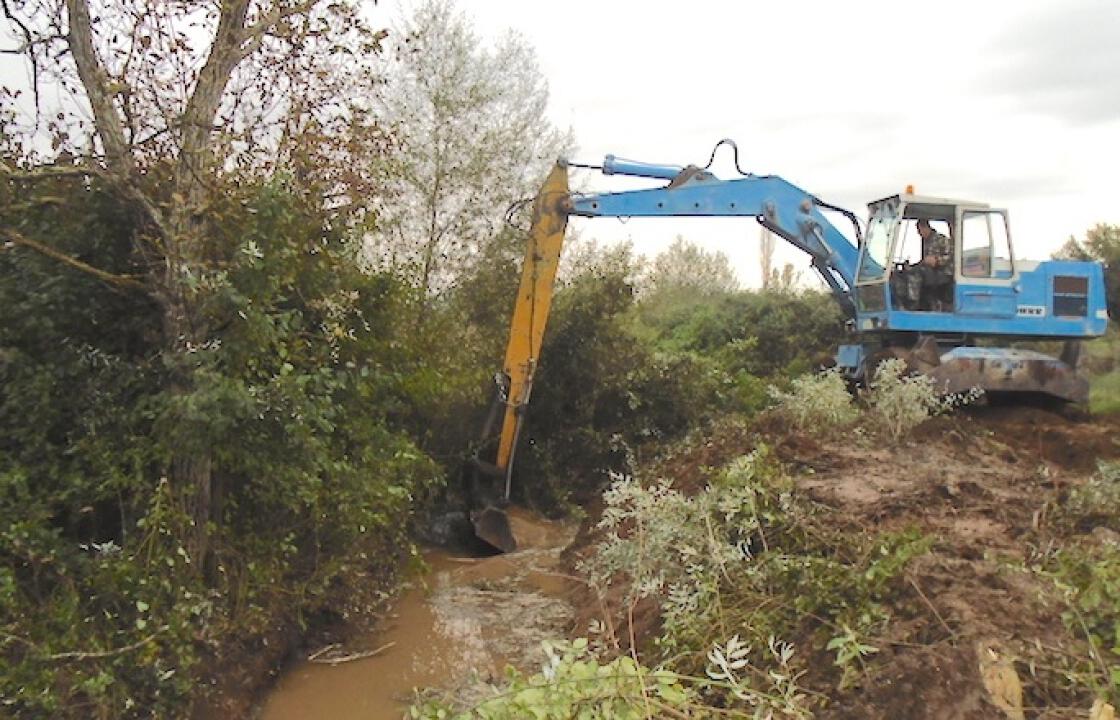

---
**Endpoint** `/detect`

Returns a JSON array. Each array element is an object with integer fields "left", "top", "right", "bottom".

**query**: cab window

[
  {"left": 961, "top": 211, "right": 1012, "bottom": 278},
  {"left": 894, "top": 218, "right": 952, "bottom": 264}
]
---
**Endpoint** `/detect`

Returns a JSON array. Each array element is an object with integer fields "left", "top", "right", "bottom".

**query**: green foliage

[
  {"left": 1036, "top": 542, "right": 1120, "bottom": 702},
  {"left": 766, "top": 360, "right": 983, "bottom": 443},
  {"left": 410, "top": 639, "right": 699, "bottom": 719},
  {"left": 769, "top": 369, "right": 858, "bottom": 432},
  {"left": 1050, "top": 545, "right": 1120, "bottom": 657},
  {"left": 1086, "top": 330, "right": 1120, "bottom": 414},
  {"left": 511, "top": 247, "right": 758, "bottom": 508},
  {"left": 1062, "top": 462, "right": 1120, "bottom": 530},
  {"left": 0, "top": 179, "right": 440, "bottom": 717},
  {"left": 370, "top": 0, "right": 572, "bottom": 293},
  {"left": 633, "top": 288, "right": 844, "bottom": 380},
  {"left": 825, "top": 625, "right": 879, "bottom": 689},
  {"left": 581, "top": 447, "right": 792, "bottom": 605},
  {"left": 706, "top": 634, "right": 810, "bottom": 718},
  {"left": 864, "top": 359, "right": 982, "bottom": 442},
  {"left": 411, "top": 635, "right": 811, "bottom": 719},
  {"left": 581, "top": 449, "right": 931, "bottom": 704},
  {"left": 1025, "top": 462, "right": 1120, "bottom": 702},
  {"left": 641, "top": 236, "right": 739, "bottom": 297},
  {"left": 1091, "top": 369, "right": 1120, "bottom": 416}
]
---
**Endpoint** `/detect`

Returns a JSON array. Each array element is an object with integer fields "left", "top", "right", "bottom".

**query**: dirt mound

[
  {"left": 565, "top": 406, "right": 1120, "bottom": 719},
  {"left": 966, "top": 405, "right": 1120, "bottom": 472}
]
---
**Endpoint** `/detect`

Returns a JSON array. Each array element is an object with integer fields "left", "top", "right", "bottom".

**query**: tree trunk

[
  {"left": 174, "top": 449, "right": 212, "bottom": 565},
  {"left": 163, "top": 289, "right": 214, "bottom": 570},
  {"left": 64, "top": 0, "right": 263, "bottom": 577}
]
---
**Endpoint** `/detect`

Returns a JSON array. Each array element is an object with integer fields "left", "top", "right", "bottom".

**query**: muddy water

[{"left": 258, "top": 509, "right": 577, "bottom": 720}]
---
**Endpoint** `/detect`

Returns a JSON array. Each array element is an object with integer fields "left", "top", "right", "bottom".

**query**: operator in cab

[{"left": 915, "top": 219, "right": 953, "bottom": 311}]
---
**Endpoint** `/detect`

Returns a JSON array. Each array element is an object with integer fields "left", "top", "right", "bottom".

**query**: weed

[
  {"left": 707, "top": 634, "right": 811, "bottom": 718},
  {"left": 1063, "top": 462, "right": 1120, "bottom": 531},
  {"left": 409, "top": 638, "right": 697, "bottom": 719},
  {"left": 1028, "top": 462, "right": 1120, "bottom": 705},
  {"left": 581, "top": 449, "right": 931, "bottom": 708},
  {"left": 825, "top": 624, "right": 879, "bottom": 690},
  {"left": 768, "top": 369, "right": 858, "bottom": 433}
]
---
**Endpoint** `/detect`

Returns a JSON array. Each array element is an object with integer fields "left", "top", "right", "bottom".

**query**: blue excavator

[{"left": 468, "top": 140, "right": 1110, "bottom": 552}]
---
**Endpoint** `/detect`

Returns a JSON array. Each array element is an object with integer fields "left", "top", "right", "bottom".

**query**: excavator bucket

[
  {"left": 468, "top": 162, "right": 570, "bottom": 553},
  {"left": 471, "top": 504, "right": 518, "bottom": 554}
]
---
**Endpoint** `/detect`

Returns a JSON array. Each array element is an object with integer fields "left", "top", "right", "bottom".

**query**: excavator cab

[{"left": 858, "top": 193, "right": 1014, "bottom": 315}]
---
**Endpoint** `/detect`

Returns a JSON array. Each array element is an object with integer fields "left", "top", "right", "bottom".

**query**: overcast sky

[
  {"left": 3, "top": 1, "right": 1118, "bottom": 288},
  {"left": 427, "top": 0, "right": 1120, "bottom": 287}
]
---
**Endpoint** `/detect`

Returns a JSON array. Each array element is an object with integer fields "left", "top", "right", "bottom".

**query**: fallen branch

[
  {"left": 306, "top": 643, "right": 340, "bottom": 662},
  {"left": 908, "top": 576, "right": 956, "bottom": 640},
  {"left": 308, "top": 641, "right": 395, "bottom": 666},
  {"left": 46, "top": 629, "right": 167, "bottom": 661}
]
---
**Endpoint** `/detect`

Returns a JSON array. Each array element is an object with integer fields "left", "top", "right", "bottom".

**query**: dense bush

[
  {"left": 0, "top": 169, "right": 855, "bottom": 716},
  {"left": 769, "top": 369, "right": 858, "bottom": 432},
  {"left": 0, "top": 179, "right": 440, "bottom": 717},
  {"left": 510, "top": 252, "right": 847, "bottom": 509}
]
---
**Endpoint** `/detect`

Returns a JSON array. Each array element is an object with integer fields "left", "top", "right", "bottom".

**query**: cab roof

[{"left": 869, "top": 193, "right": 995, "bottom": 220}]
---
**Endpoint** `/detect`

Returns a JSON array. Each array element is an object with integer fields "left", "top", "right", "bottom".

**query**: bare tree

[{"left": 1, "top": 0, "right": 389, "bottom": 565}]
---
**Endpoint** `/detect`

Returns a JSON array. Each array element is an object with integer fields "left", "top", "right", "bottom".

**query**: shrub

[
  {"left": 580, "top": 448, "right": 791, "bottom": 606},
  {"left": 768, "top": 369, "right": 858, "bottom": 432},
  {"left": 865, "top": 358, "right": 981, "bottom": 442},
  {"left": 409, "top": 638, "right": 697, "bottom": 719},
  {"left": 580, "top": 449, "right": 930, "bottom": 707},
  {"left": 1063, "top": 462, "right": 1120, "bottom": 530}
]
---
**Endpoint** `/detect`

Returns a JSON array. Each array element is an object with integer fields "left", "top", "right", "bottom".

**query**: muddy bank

[
  {"left": 564, "top": 406, "right": 1120, "bottom": 719},
  {"left": 258, "top": 509, "right": 578, "bottom": 719}
]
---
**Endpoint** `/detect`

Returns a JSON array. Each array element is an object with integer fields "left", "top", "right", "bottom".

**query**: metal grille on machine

[{"left": 1053, "top": 275, "right": 1089, "bottom": 317}]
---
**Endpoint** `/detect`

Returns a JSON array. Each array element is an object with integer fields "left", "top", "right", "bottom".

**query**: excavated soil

[{"left": 564, "top": 407, "right": 1120, "bottom": 719}]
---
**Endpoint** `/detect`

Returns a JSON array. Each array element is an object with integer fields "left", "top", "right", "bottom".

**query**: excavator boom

[
  {"left": 495, "top": 165, "right": 571, "bottom": 477},
  {"left": 469, "top": 164, "right": 569, "bottom": 553}
]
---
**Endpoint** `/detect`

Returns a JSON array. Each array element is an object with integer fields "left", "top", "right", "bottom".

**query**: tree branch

[
  {"left": 63, "top": 0, "right": 132, "bottom": 174},
  {"left": 0, "top": 0, "right": 43, "bottom": 112},
  {"left": 167, "top": 0, "right": 252, "bottom": 228},
  {"left": 0, "top": 159, "right": 101, "bottom": 181},
  {"left": 238, "top": 0, "right": 318, "bottom": 59},
  {"left": 3, "top": 627, "right": 169, "bottom": 662},
  {"left": 1, "top": 228, "right": 147, "bottom": 291},
  {"left": 61, "top": 0, "right": 171, "bottom": 243}
]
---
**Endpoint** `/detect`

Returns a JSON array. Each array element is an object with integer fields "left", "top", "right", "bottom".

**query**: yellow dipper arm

[{"left": 495, "top": 163, "right": 571, "bottom": 479}]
